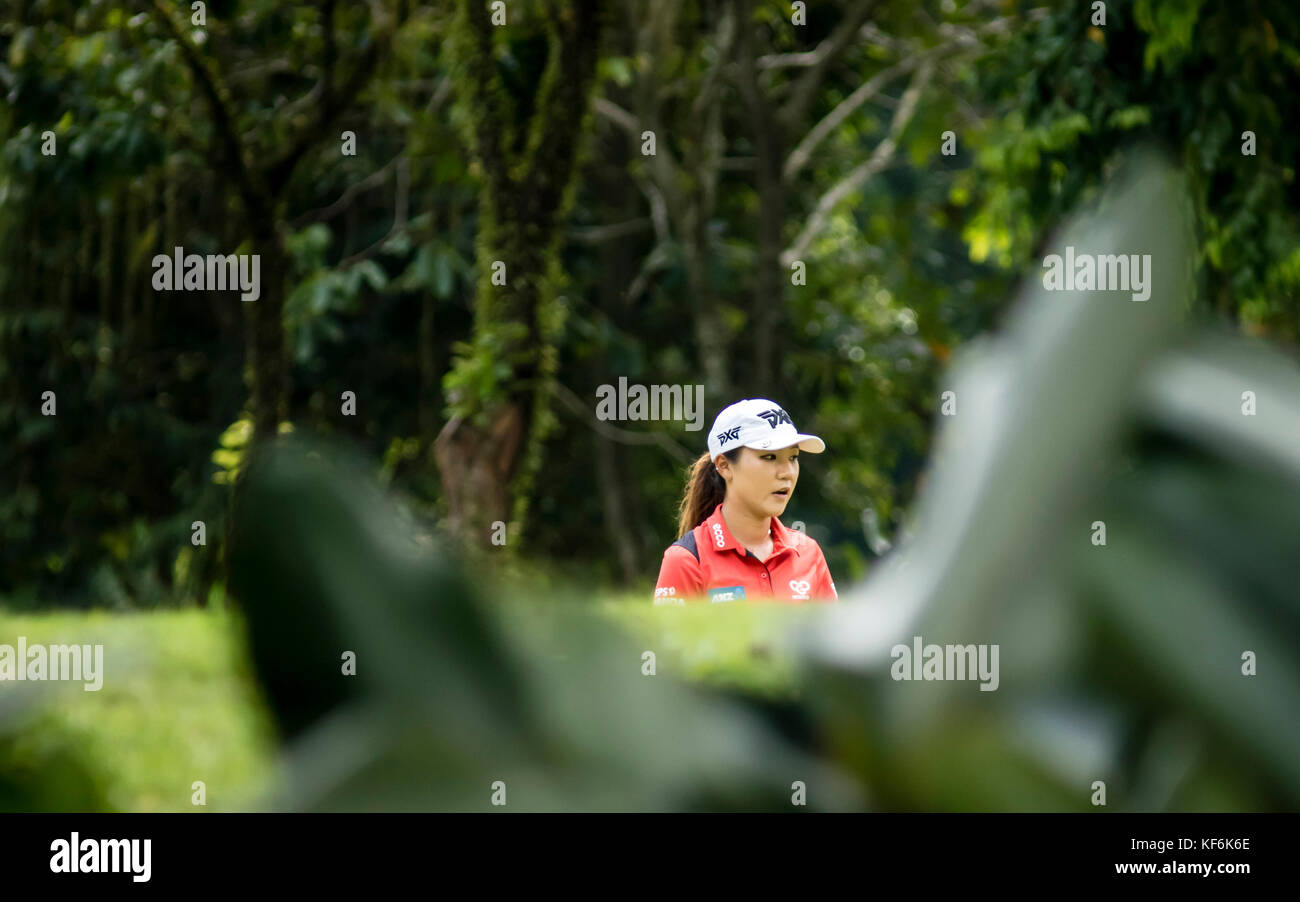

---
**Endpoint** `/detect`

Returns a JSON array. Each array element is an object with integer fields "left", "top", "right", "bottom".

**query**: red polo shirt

[{"left": 653, "top": 503, "right": 838, "bottom": 604}]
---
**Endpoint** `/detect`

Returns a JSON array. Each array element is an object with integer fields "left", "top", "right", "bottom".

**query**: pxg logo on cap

[{"left": 707, "top": 398, "right": 826, "bottom": 459}]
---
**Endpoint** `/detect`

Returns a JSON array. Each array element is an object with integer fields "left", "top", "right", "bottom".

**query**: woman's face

[{"left": 716, "top": 446, "right": 800, "bottom": 519}]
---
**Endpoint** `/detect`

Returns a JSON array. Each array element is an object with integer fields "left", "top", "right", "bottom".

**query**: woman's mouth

[{"left": 771, "top": 489, "right": 790, "bottom": 497}]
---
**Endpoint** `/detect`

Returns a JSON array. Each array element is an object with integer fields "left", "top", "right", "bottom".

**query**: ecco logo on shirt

[
  {"left": 711, "top": 523, "right": 726, "bottom": 548},
  {"left": 789, "top": 579, "right": 811, "bottom": 600}
]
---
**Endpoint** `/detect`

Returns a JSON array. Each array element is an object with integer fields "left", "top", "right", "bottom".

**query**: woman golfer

[{"left": 653, "top": 399, "right": 837, "bottom": 604}]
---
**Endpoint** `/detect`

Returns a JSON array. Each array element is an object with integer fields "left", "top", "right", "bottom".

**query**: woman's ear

[{"left": 714, "top": 453, "right": 733, "bottom": 480}]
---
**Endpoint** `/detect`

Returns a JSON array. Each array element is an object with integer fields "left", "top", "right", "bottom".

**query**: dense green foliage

[
  {"left": 3, "top": 0, "right": 1297, "bottom": 818},
  {"left": 960, "top": 0, "right": 1300, "bottom": 335},
  {"left": 0, "top": 606, "right": 276, "bottom": 810},
  {"left": 0, "top": 598, "right": 801, "bottom": 811},
  {"left": 2, "top": 0, "right": 1297, "bottom": 610}
]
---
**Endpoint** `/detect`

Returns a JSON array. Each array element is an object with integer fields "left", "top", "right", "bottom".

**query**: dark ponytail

[{"left": 676, "top": 449, "right": 739, "bottom": 539}]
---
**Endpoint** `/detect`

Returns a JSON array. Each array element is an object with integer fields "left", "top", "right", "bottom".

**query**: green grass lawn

[
  {"left": 1, "top": 596, "right": 814, "bottom": 811},
  {"left": 597, "top": 595, "right": 816, "bottom": 700},
  {"left": 0, "top": 606, "right": 279, "bottom": 812}
]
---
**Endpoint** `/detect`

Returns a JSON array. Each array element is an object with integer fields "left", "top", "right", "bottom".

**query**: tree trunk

[
  {"left": 78, "top": 197, "right": 94, "bottom": 313},
  {"left": 433, "top": 403, "right": 525, "bottom": 544},
  {"left": 438, "top": 0, "right": 605, "bottom": 549},
  {"left": 122, "top": 183, "right": 140, "bottom": 349},
  {"left": 686, "top": 249, "right": 732, "bottom": 400},
  {"left": 751, "top": 132, "right": 787, "bottom": 397},
  {"left": 245, "top": 224, "right": 290, "bottom": 441},
  {"left": 595, "top": 428, "right": 640, "bottom": 583},
  {"left": 98, "top": 189, "right": 116, "bottom": 339},
  {"left": 735, "top": 0, "right": 789, "bottom": 397},
  {"left": 418, "top": 290, "right": 437, "bottom": 443}
]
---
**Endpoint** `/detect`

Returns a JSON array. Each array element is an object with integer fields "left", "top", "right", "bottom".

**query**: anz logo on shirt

[{"left": 708, "top": 586, "right": 746, "bottom": 603}]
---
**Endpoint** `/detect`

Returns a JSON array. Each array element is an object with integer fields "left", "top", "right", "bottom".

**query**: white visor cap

[{"left": 706, "top": 398, "right": 826, "bottom": 460}]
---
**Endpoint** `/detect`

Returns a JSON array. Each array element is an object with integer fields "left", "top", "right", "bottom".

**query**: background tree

[
  {"left": 957, "top": 0, "right": 1300, "bottom": 339},
  {"left": 435, "top": 0, "right": 606, "bottom": 547},
  {"left": 141, "top": 0, "right": 411, "bottom": 443},
  {"left": 2, "top": 0, "right": 1298, "bottom": 606}
]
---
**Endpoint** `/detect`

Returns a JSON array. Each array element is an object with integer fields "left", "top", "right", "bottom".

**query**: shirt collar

[
  {"left": 769, "top": 515, "right": 801, "bottom": 557},
  {"left": 702, "top": 503, "right": 802, "bottom": 558}
]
